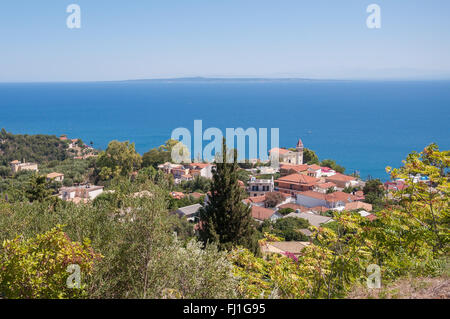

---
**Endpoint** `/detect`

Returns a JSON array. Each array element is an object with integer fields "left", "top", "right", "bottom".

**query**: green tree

[
  {"left": 0, "top": 225, "right": 101, "bottom": 299},
  {"left": 261, "top": 217, "right": 310, "bottom": 241},
  {"left": 142, "top": 139, "right": 179, "bottom": 168},
  {"left": 198, "top": 138, "right": 259, "bottom": 254},
  {"left": 96, "top": 140, "right": 142, "bottom": 180},
  {"left": 303, "top": 148, "right": 320, "bottom": 165},
  {"left": 25, "top": 174, "right": 53, "bottom": 202}
]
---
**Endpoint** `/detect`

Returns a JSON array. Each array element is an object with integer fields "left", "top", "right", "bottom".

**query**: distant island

[{"left": 118, "top": 77, "right": 345, "bottom": 83}]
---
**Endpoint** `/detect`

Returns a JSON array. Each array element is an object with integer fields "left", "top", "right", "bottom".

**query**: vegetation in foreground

[{"left": 0, "top": 131, "right": 448, "bottom": 299}]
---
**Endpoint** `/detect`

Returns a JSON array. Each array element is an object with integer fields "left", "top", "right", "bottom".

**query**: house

[
  {"left": 59, "top": 134, "right": 68, "bottom": 141},
  {"left": 172, "top": 167, "right": 190, "bottom": 180},
  {"left": 59, "top": 185, "right": 104, "bottom": 201},
  {"left": 243, "top": 195, "right": 267, "bottom": 207},
  {"left": 306, "top": 164, "right": 322, "bottom": 178},
  {"left": 275, "top": 173, "right": 319, "bottom": 196},
  {"left": 296, "top": 191, "right": 357, "bottom": 210},
  {"left": 345, "top": 201, "right": 373, "bottom": 212},
  {"left": 251, "top": 206, "right": 282, "bottom": 223},
  {"left": 68, "top": 139, "right": 79, "bottom": 149},
  {"left": 171, "top": 203, "right": 202, "bottom": 222},
  {"left": 261, "top": 241, "right": 310, "bottom": 258},
  {"left": 269, "top": 139, "right": 304, "bottom": 165},
  {"left": 284, "top": 211, "right": 333, "bottom": 228},
  {"left": 46, "top": 172, "right": 64, "bottom": 182},
  {"left": 10, "top": 160, "right": 38, "bottom": 173},
  {"left": 384, "top": 180, "right": 407, "bottom": 192},
  {"left": 248, "top": 176, "right": 274, "bottom": 197},
  {"left": 353, "top": 190, "right": 365, "bottom": 201},
  {"left": 188, "top": 163, "right": 215, "bottom": 179},
  {"left": 320, "top": 167, "right": 336, "bottom": 177},
  {"left": 180, "top": 174, "right": 193, "bottom": 182},
  {"left": 325, "top": 173, "right": 357, "bottom": 189},
  {"left": 158, "top": 162, "right": 183, "bottom": 174},
  {"left": 279, "top": 164, "right": 308, "bottom": 176},
  {"left": 314, "top": 182, "right": 337, "bottom": 193}
]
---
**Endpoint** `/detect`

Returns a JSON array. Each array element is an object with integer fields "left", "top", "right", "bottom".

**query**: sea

[{"left": 0, "top": 80, "right": 449, "bottom": 181}]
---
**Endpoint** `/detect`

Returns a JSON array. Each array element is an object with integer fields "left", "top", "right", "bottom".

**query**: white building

[
  {"left": 248, "top": 176, "right": 274, "bottom": 197},
  {"left": 59, "top": 185, "right": 104, "bottom": 201}
]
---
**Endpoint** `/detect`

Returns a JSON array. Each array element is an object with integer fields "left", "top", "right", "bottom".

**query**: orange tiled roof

[
  {"left": 252, "top": 206, "right": 276, "bottom": 221},
  {"left": 315, "top": 182, "right": 336, "bottom": 189},
  {"left": 345, "top": 201, "right": 373, "bottom": 212},
  {"left": 326, "top": 173, "right": 356, "bottom": 182},
  {"left": 298, "top": 191, "right": 357, "bottom": 203},
  {"left": 244, "top": 195, "right": 266, "bottom": 204},
  {"left": 276, "top": 173, "right": 319, "bottom": 185},
  {"left": 46, "top": 172, "right": 64, "bottom": 179},
  {"left": 280, "top": 164, "right": 308, "bottom": 173}
]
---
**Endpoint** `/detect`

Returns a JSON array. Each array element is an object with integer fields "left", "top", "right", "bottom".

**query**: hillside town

[{"left": 0, "top": 129, "right": 447, "bottom": 300}]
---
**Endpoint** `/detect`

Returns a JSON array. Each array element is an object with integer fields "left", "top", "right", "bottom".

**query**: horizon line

[{"left": 1, "top": 76, "right": 450, "bottom": 84}]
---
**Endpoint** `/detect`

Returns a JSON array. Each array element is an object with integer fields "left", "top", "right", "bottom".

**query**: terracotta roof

[
  {"left": 297, "top": 191, "right": 357, "bottom": 203},
  {"left": 276, "top": 173, "right": 319, "bottom": 185},
  {"left": 46, "top": 172, "right": 64, "bottom": 179},
  {"left": 308, "top": 164, "right": 321, "bottom": 171},
  {"left": 251, "top": 206, "right": 276, "bottom": 221},
  {"left": 296, "top": 139, "right": 303, "bottom": 148},
  {"left": 345, "top": 201, "right": 373, "bottom": 212},
  {"left": 10, "top": 160, "right": 20, "bottom": 164},
  {"left": 366, "top": 214, "right": 378, "bottom": 221},
  {"left": 315, "top": 182, "right": 336, "bottom": 189},
  {"left": 280, "top": 164, "right": 308, "bottom": 173},
  {"left": 326, "top": 173, "right": 356, "bottom": 182},
  {"left": 244, "top": 195, "right": 266, "bottom": 204}
]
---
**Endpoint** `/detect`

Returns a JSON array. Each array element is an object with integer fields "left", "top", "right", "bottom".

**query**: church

[{"left": 269, "top": 139, "right": 304, "bottom": 165}]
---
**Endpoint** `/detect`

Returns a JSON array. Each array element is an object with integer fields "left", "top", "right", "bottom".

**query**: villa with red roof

[
  {"left": 296, "top": 190, "right": 358, "bottom": 210},
  {"left": 325, "top": 173, "right": 358, "bottom": 189},
  {"left": 275, "top": 173, "right": 320, "bottom": 196}
]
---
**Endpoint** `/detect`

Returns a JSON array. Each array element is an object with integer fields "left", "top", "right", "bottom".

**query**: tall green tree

[
  {"left": 96, "top": 140, "right": 142, "bottom": 180},
  {"left": 198, "top": 138, "right": 259, "bottom": 254}
]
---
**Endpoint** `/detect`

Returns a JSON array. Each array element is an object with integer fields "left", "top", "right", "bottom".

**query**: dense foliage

[
  {"left": 198, "top": 139, "right": 260, "bottom": 254},
  {"left": 0, "top": 129, "right": 69, "bottom": 164}
]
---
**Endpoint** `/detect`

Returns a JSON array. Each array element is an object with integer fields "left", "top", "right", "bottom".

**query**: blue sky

[{"left": 1, "top": 0, "right": 449, "bottom": 81}]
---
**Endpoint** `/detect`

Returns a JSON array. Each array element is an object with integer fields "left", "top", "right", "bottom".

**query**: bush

[{"left": 0, "top": 225, "right": 101, "bottom": 299}]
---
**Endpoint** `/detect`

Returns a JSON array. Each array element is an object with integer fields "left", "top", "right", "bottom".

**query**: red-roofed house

[
  {"left": 275, "top": 173, "right": 319, "bottom": 196},
  {"left": 325, "top": 173, "right": 357, "bottom": 189},
  {"left": 251, "top": 206, "right": 282, "bottom": 223},
  {"left": 314, "top": 182, "right": 337, "bottom": 193},
  {"left": 296, "top": 191, "right": 357, "bottom": 209}
]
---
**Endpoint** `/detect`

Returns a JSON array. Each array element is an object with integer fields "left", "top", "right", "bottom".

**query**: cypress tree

[{"left": 198, "top": 138, "right": 259, "bottom": 254}]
